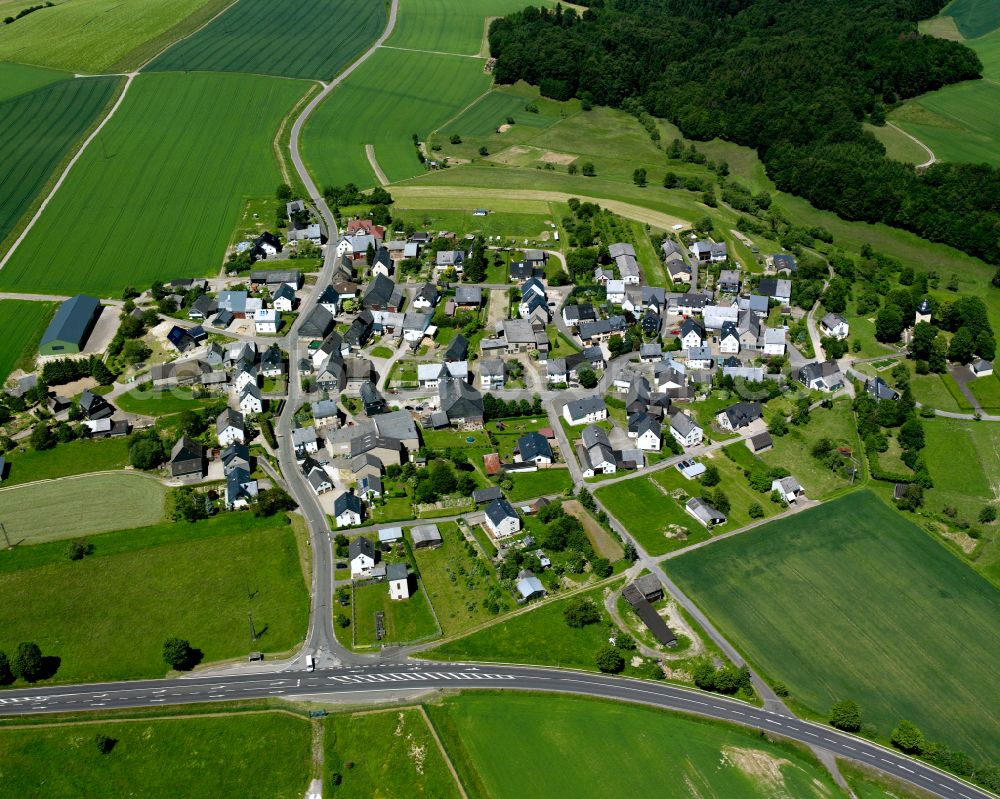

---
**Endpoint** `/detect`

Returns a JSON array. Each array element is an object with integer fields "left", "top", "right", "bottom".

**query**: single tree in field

[
  {"left": 163, "top": 638, "right": 195, "bottom": 671},
  {"left": 276, "top": 183, "right": 292, "bottom": 201},
  {"left": 595, "top": 644, "right": 624, "bottom": 673},
  {"left": 94, "top": 734, "right": 117, "bottom": 754},
  {"left": 891, "top": 720, "right": 925, "bottom": 754},
  {"left": 563, "top": 598, "right": 600, "bottom": 628},
  {"left": 829, "top": 699, "right": 862, "bottom": 732},
  {"left": 12, "top": 642, "right": 43, "bottom": 683}
]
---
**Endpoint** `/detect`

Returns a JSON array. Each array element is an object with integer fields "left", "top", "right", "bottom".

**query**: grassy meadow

[
  {"left": 0, "top": 300, "right": 54, "bottom": 383},
  {"left": 0, "top": 76, "right": 120, "bottom": 249},
  {"left": 325, "top": 709, "right": 462, "bottom": 797},
  {"left": 0, "top": 711, "right": 311, "bottom": 799},
  {"left": 0, "top": 438, "right": 131, "bottom": 486},
  {"left": 669, "top": 491, "right": 1000, "bottom": 762},
  {"left": 302, "top": 48, "right": 492, "bottom": 188},
  {"left": 351, "top": 578, "right": 439, "bottom": 646},
  {"left": 427, "top": 693, "right": 846, "bottom": 799},
  {"left": 0, "top": 0, "right": 228, "bottom": 73},
  {"left": 0, "top": 72, "right": 309, "bottom": 295},
  {"left": 387, "top": 0, "right": 551, "bottom": 55},
  {"left": 596, "top": 474, "right": 706, "bottom": 557},
  {"left": 149, "top": 0, "right": 386, "bottom": 80},
  {"left": 0, "top": 472, "right": 167, "bottom": 544},
  {"left": 0, "top": 513, "right": 309, "bottom": 683}
]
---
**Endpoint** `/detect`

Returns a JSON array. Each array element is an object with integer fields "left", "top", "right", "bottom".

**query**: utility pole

[
  {"left": 248, "top": 610, "right": 258, "bottom": 643},
  {"left": 0, "top": 522, "right": 10, "bottom": 550}
]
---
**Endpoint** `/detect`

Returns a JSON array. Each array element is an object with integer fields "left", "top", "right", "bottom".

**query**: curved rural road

[
  {"left": 886, "top": 121, "right": 936, "bottom": 169},
  {"left": 0, "top": 664, "right": 992, "bottom": 799}
]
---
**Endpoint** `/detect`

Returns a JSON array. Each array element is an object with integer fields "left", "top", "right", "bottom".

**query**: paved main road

[{"left": 0, "top": 665, "right": 989, "bottom": 799}]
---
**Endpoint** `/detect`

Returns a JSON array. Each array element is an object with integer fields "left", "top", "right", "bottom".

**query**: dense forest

[{"left": 489, "top": 0, "right": 1000, "bottom": 265}]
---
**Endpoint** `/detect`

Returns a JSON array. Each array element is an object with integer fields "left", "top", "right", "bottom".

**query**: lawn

[
  {"left": 0, "top": 301, "right": 55, "bottom": 382},
  {"left": 115, "top": 386, "right": 227, "bottom": 417},
  {"left": 325, "top": 709, "right": 462, "bottom": 798},
  {"left": 909, "top": 370, "right": 965, "bottom": 413},
  {"left": 0, "top": 72, "right": 309, "bottom": 295},
  {"left": 506, "top": 468, "right": 572, "bottom": 502},
  {"left": 427, "top": 693, "right": 846, "bottom": 799},
  {"left": 890, "top": 80, "right": 1000, "bottom": 167},
  {"left": 424, "top": 583, "right": 618, "bottom": 670},
  {"left": 0, "top": 513, "right": 309, "bottom": 683},
  {"left": 596, "top": 475, "right": 707, "bottom": 557},
  {"left": 0, "top": 437, "right": 131, "bottom": 486},
  {"left": 758, "top": 397, "right": 859, "bottom": 498},
  {"left": 369, "top": 345, "right": 395, "bottom": 358},
  {"left": 148, "top": 0, "right": 386, "bottom": 80},
  {"left": 0, "top": 472, "right": 167, "bottom": 544},
  {"left": 862, "top": 122, "right": 930, "bottom": 165},
  {"left": 352, "top": 578, "right": 440, "bottom": 647},
  {"left": 392, "top": 204, "right": 557, "bottom": 239},
  {"left": 968, "top": 372, "right": 1000, "bottom": 411},
  {"left": 411, "top": 522, "right": 510, "bottom": 637},
  {"left": 302, "top": 47, "right": 492, "bottom": 188},
  {"left": 0, "top": 711, "right": 311, "bottom": 799},
  {"left": 0, "top": 0, "right": 229, "bottom": 73},
  {"left": 0, "top": 62, "right": 68, "bottom": 102},
  {"left": 0, "top": 76, "right": 120, "bottom": 250},
  {"left": 669, "top": 491, "right": 1000, "bottom": 762}
]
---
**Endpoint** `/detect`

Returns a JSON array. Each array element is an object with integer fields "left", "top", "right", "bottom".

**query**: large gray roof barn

[{"left": 39, "top": 295, "right": 101, "bottom": 355}]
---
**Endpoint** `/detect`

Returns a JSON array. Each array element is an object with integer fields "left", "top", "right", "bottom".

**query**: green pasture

[
  {"left": 968, "top": 372, "right": 1000, "bottom": 411},
  {"left": 428, "top": 693, "right": 846, "bottom": 799},
  {"left": 0, "top": 62, "right": 67, "bottom": 102},
  {"left": 302, "top": 48, "right": 491, "bottom": 188},
  {"left": 386, "top": 0, "right": 552, "bottom": 55},
  {"left": 0, "top": 0, "right": 226, "bottom": 73},
  {"left": 326, "top": 708, "right": 462, "bottom": 797},
  {"left": 969, "top": 26, "right": 1000, "bottom": 80},
  {"left": 0, "top": 72, "right": 308, "bottom": 295},
  {"left": 148, "top": 0, "right": 386, "bottom": 80},
  {"left": 0, "top": 76, "right": 120, "bottom": 249},
  {"left": 424, "top": 583, "right": 617, "bottom": 670},
  {"left": 863, "top": 122, "right": 929, "bottom": 164},
  {"left": 445, "top": 87, "right": 569, "bottom": 138},
  {"left": 939, "top": 0, "right": 1000, "bottom": 38},
  {"left": 0, "top": 513, "right": 309, "bottom": 683},
  {"left": 0, "top": 712, "right": 311, "bottom": 799},
  {"left": 669, "top": 491, "right": 1000, "bottom": 761},
  {"left": 0, "top": 472, "right": 167, "bottom": 544},
  {"left": 0, "top": 438, "right": 131, "bottom": 486},
  {"left": 890, "top": 80, "right": 1000, "bottom": 166},
  {"left": 0, "top": 300, "right": 54, "bottom": 382}
]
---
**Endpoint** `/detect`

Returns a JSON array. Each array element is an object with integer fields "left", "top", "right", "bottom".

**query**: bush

[
  {"left": 449, "top": 134, "right": 462, "bottom": 144},
  {"left": 891, "top": 720, "right": 925, "bottom": 754},
  {"left": 563, "top": 598, "right": 601, "bottom": 628},
  {"left": 94, "top": 734, "right": 117, "bottom": 754},
  {"left": 162, "top": 637, "right": 197, "bottom": 671},
  {"left": 979, "top": 506, "right": 997, "bottom": 524},
  {"left": 829, "top": 699, "right": 862, "bottom": 732},
  {"left": 66, "top": 539, "right": 93, "bottom": 561},
  {"left": 595, "top": 644, "right": 625, "bottom": 673},
  {"left": 748, "top": 502, "right": 764, "bottom": 519},
  {"left": 700, "top": 464, "right": 720, "bottom": 487},
  {"left": 590, "top": 557, "right": 612, "bottom": 578},
  {"left": 0, "top": 651, "right": 13, "bottom": 685},
  {"left": 11, "top": 642, "right": 44, "bottom": 682}
]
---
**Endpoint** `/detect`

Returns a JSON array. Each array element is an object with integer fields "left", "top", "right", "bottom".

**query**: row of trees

[
  {"left": 0, "top": 642, "right": 49, "bottom": 684},
  {"left": 488, "top": 2, "right": 1000, "bottom": 265}
]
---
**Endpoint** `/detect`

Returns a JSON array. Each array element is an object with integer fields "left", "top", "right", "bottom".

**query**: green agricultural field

[
  {"left": 0, "top": 513, "right": 309, "bottom": 683},
  {"left": 939, "top": 0, "right": 1000, "bottom": 38},
  {"left": 0, "top": 472, "right": 167, "bottom": 544},
  {"left": 0, "top": 300, "right": 54, "bottom": 382},
  {"left": 114, "top": 386, "right": 227, "bottom": 417},
  {"left": 424, "top": 583, "right": 618, "bottom": 670},
  {"left": 890, "top": 80, "right": 1000, "bottom": 166},
  {"left": 669, "top": 491, "right": 1000, "bottom": 761},
  {"left": 597, "top": 475, "right": 707, "bottom": 556},
  {"left": 148, "top": 0, "right": 386, "bottom": 80},
  {"left": 0, "top": 76, "right": 120, "bottom": 250},
  {"left": 0, "top": 437, "right": 131, "bottom": 486},
  {"left": 391, "top": 205, "right": 557, "bottom": 239},
  {"left": 0, "top": 711, "right": 311, "bottom": 798},
  {"left": 0, "top": 62, "right": 67, "bottom": 102},
  {"left": 445, "top": 88, "right": 569, "bottom": 138},
  {"left": 428, "top": 693, "right": 845, "bottom": 799},
  {"left": 863, "top": 122, "right": 930, "bottom": 164},
  {"left": 506, "top": 468, "right": 572, "bottom": 502},
  {"left": 387, "top": 0, "right": 553, "bottom": 55},
  {"left": 969, "top": 26, "right": 1000, "bottom": 81},
  {"left": 412, "top": 522, "right": 510, "bottom": 637},
  {"left": 0, "top": 72, "right": 309, "bottom": 295},
  {"left": 302, "top": 48, "right": 492, "bottom": 188},
  {"left": 351, "top": 579, "right": 439, "bottom": 646},
  {"left": 0, "top": 0, "right": 228, "bottom": 73},
  {"left": 326, "top": 708, "right": 462, "bottom": 797}
]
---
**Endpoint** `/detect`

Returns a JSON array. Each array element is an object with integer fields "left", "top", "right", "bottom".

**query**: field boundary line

[
  {"left": 418, "top": 706, "right": 470, "bottom": 799},
  {"left": 379, "top": 45, "right": 485, "bottom": 59},
  {"left": 0, "top": 469, "right": 167, "bottom": 494},
  {"left": 365, "top": 145, "right": 390, "bottom": 186},
  {"left": 427, "top": 86, "right": 495, "bottom": 142},
  {"left": 0, "top": 707, "right": 306, "bottom": 730},
  {"left": 274, "top": 83, "right": 323, "bottom": 189},
  {"left": 134, "top": 0, "right": 244, "bottom": 72},
  {"left": 0, "top": 72, "right": 137, "bottom": 275}
]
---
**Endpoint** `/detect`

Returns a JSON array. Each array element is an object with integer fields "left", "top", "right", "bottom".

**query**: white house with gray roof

[
  {"left": 669, "top": 411, "right": 703, "bottom": 448},
  {"left": 562, "top": 396, "right": 607, "bottom": 426}
]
